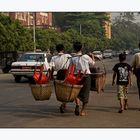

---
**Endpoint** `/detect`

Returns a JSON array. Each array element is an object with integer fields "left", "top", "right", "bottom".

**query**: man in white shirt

[
  {"left": 50, "top": 44, "right": 71, "bottom": 80},
  {"left": 132, "top": 43, "right": 140, "bottom": 108},
  {"left": 50, "top": 44, "right": 71, "bottom": 113},
  {"left": 71, "top": 41, "right": 95, "bottom": 116}
]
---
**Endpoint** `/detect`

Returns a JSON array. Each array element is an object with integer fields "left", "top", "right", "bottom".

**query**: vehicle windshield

[{"left": 18, "top": 53, "right": 45, "bottom": 62}]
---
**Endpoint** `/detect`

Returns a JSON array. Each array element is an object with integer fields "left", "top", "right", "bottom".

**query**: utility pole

[{"left": 33, "top": 12, "right": 36, "bottom": 52}]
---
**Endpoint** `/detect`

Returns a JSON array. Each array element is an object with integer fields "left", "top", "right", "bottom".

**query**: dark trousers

[
  {"left": 78, "top": 74, "right": 91, "bottom": 104},
  {"left": 135, "top": 68, "right": 140, "bottom": 100},
  {"left": 136, "top": 77, "right": 140, "bottom": 100}
]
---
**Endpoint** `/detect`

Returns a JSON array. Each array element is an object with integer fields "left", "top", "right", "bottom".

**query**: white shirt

[
  {"left": 71, "top": 52, "right": 95, "bottom": 74},
  {"left": 50, "top": 53, "right": 71, "bottom": 71}
]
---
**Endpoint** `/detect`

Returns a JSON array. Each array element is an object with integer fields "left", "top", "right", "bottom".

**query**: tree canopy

[
  {"left": 0, "top": 12, "right": 111, "bottom": 53},
  {"left": 111, "top": 12, "right": 140, "bottom": 51},
  {"left": 0, "top": 14, "right": 33, "bottom": 52}
]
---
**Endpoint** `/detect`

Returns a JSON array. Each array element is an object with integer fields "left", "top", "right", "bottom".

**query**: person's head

[
  {"left": 119, "top": 53, "right": 126, "bottom": 62},
  {"left": 56, "top": 44, "right": 64, "bottom": 53},
  {"left": 73, "top": 41, "right": 82, "bottom": 52}
]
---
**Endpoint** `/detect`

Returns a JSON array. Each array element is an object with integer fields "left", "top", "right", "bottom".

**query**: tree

[
  {"left": 53, "top": 12, "right": 108, "bottom": 38},
  {"left": 111, "top": 12, "right": 139, "bottom": 50},
  {"left": 0, "top": 14, "right": 34, "bottom": 52}
]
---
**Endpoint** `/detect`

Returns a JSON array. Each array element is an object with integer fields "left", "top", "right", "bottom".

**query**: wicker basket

[
  {"left": 54, "top": 80, "right": 83, "bottom": 102},
  {"left": 90, "top": 56, "right": 106, "bottom": 93},
  {"left": 30, "top": 83, "right": 52, "bottom": 101},
  {"left": 90, "top": 72, "right": 106, "bottom": 93}
]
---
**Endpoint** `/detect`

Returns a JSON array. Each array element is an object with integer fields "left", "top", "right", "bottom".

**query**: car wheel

[{"left": 14, "top": 76, "right": 21, "bottom": 83}]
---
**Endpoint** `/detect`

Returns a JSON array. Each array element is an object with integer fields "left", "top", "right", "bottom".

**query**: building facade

[
  {"left": 1, "top": 12, "right": 52, "bottom": 28},
  {"left": 103, "top": 13, "right": 111, "bottom": 39}
]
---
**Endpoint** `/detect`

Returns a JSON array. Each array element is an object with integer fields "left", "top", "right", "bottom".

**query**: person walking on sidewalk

[
  {"left": 131, "top": 43, "right": 140, "bottom": 110},
  {"left": 71, "top": 41, "right": 95, "bottom": 116},
  {"left": 112, "top": 53, "right": 132, "bottom": 113}
]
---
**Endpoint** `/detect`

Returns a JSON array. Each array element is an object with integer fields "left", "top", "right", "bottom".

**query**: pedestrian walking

[
  {"left": 112, "top": 53, "right": 132, "bottom": 113},
  {"left": 49, "top": 44, "right": 71, "bottom": 113},
  {"left": 131, "top": 43, "right": 140, "bottom": 110},
  {"left": 71, "top": 41, "right": 95, "bottom": 116}
]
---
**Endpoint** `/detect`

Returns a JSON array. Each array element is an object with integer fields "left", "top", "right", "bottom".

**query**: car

[
  {"left": 10, "top": 52, "right": 50, "bottom": 83},
  {"left": 102, "top": 49, "right": 113, "bottom": 59},
  {"left": 132, "top": 48, "right": 139, "bottom": 54},
  {"left": 0, "top": 51, "right": 23, "bottom": 73},
  {"left": 93, "top": 51, "right": 103, "bottom": 59}
]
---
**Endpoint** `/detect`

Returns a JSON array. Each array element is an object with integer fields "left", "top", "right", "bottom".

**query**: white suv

[{"left": 10, "top": 52, "right": 50, "bottom": 83}]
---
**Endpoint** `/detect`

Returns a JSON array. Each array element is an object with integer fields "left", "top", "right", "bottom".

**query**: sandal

[{"left": 75, "top": 105, "right": 80, "bottom": 116}]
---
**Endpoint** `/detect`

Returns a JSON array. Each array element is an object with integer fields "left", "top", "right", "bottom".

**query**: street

[{"left": 0, "top": 55, "right": 140, "bottom": 128}]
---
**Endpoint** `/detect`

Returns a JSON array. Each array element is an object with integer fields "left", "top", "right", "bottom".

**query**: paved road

[{"left": 0, "top": 56, "right": 140, "bottom": 128}]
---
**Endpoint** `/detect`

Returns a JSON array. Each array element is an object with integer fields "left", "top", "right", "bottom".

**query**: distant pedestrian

[
  {"left": 131, "top": 43, "right": 140, "bottom": 110},
  {"left": 112, "top": 53, "right": 132, "bottom": 113}
]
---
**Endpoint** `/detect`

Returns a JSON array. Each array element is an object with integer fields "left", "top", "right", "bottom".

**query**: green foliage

[
  {"left": 53, "top": 12, "right": 107, "bottom": 38},
  {"left": 0, "top": 14, "right": 33, "bottom": 52},
  {"left": 111, "top": 13, "right": 139, "bottom": 50},
  {"left": 0, "top": 12, "right": 111, "bottom": 53}
]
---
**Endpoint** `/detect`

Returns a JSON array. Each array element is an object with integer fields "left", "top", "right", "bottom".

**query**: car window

[{"left": 19, "top": 54, "right": 45, "bottom": 62}]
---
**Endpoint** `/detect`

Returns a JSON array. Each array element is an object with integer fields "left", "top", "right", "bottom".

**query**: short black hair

[
  {"left": 56, "top": 44, "right": 64, "bottom": 52},
  {"left": 73, "top": 41, "right": 82, "bottom": 52},
  {"left": 119, "top": 53, "right": 126, "bottom": 62}
]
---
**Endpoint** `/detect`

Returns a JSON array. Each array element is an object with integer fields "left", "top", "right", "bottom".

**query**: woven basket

[
  {"left": 54, "top": 80, "right": 83, "bottom": 102},
  {"left": 90, "top": 56, "right": 106, "bottom": 93},
  {"left": 30, "top": 83, "right": 52, "bottom": 101},
  {"left": 90, "top": 72, "right": 106, "bottom": 93}
]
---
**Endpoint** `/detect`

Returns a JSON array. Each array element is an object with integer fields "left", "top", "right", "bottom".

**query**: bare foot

[
  {"left": 124, "top": 103, "right": 128, "bottom": 110},
  {"left": 80, "top": 111, "right": 88, "bottom": 116}
]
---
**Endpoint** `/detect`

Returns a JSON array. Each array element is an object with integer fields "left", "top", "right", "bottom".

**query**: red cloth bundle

[
  {"left": 33, "top": 64, "right": 49, "bottom": 84},
  {"left": 64, "top": 64, "right": 86, "bottom": 85}
]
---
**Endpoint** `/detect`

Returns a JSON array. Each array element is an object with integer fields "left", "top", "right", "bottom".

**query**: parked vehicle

[
  {"left": 132, "top": 48, "right": 139, "bottom": 54},
  {"left": 0, "top": 51, "right": 21, "bottom": 73},
  {"left": 93, "top": 51, "right": 103, "bottom": 59},
  {"left": 103, "top": 49, "right": 113, "bottom": 59},
  {"left": 10, "top": 52, "right": 50, "bottom": 83}
]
